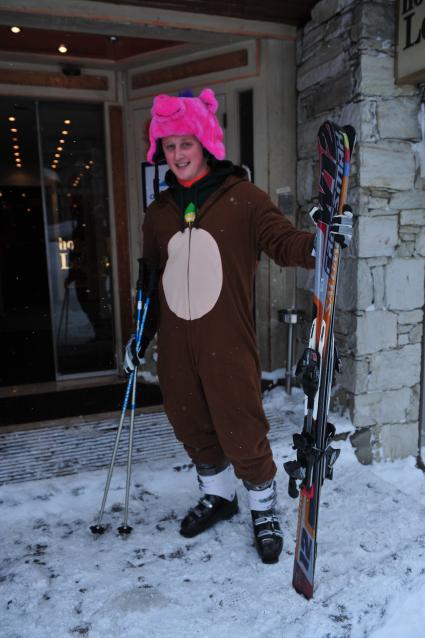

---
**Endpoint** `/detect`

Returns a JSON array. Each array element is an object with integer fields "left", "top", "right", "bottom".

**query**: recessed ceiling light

[
  {"left": 59, "top": 138, "right": 65, "bottom": 144},
  {"left": 109, "top": 36, "right": 118, "bottom": 42},
  {"left": 13, "top": 145, "right": 19, "bottom": 150},
  {"left": 54, "top": 153, "right": 60, "bottom": 158},
  {"left": 57, "top": 147, "right": 63, "bottom": 151},
  {"left": 11, "top": 26, "right": 21, "bottom": 34},
  {"left": 10, "top": 128, "right": 17, "bottom": 133},
  {"left": 85, "top": 164, "right": 90, "bottom": 169},
  {"left": 8, "top": 116, "right": 16, "bottom": 122},
  {"left": 58, "top": 44, "right": 68, "bottom": 54},
  {"left": 14, "top": 152, "right": 20, "bottom": 156},
  {"left": 64, "top": 119, "right": 71, "bottom": 125},
  {"left": 61, "top": 130, "right": 69, "bottom": 135}
]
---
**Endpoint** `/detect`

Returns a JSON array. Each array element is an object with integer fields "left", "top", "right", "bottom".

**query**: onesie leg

[
  {"left": 158, "top": 350, "right": 227, "bottom": 468},
  {"left": 198, "top": 350, "right": 277, "bottom": 485}
]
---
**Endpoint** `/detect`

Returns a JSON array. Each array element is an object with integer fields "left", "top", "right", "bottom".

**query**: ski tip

[{"left": 342, "top": 125, "right": 356, "bottom": 154}]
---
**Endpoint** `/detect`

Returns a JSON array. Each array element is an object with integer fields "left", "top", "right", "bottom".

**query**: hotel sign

[{"left": 397, "top": 0, "right": 425, "bottom": 83}]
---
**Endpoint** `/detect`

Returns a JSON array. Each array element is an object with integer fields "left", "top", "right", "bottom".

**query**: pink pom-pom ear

[{"left": 199, "top": 88, "right": 218, "bottom": 114}]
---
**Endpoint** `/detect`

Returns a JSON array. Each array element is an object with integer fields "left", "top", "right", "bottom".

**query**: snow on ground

[{"left": 1, "top": 387, "right": 425, "bottom": 638}]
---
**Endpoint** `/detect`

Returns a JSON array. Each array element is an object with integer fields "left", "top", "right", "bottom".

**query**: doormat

[{"left": 0, "top": 382, "right": 163, "bottom": 427}]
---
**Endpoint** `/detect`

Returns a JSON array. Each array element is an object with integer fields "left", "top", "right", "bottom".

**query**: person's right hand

[{"left": 123, "top": 334, "right": 150, "bottom": 375}]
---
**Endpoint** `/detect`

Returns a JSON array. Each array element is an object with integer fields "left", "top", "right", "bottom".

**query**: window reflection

[{"left": 39, "top": 101, "right": 115, "bottom": 376}]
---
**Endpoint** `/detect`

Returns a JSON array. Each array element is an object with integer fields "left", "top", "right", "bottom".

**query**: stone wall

[{"left": 296, "top": 0, "right": 425, "bottom": 461}]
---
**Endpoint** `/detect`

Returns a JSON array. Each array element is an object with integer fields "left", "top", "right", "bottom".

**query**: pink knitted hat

[{"left": 147, "top": 88, "right": 226, "bottom": 163}]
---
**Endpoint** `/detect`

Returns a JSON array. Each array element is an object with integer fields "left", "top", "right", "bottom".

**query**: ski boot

[
  {"left": 180, "top": 462, "right": 238, "bottom": 538},
  {"left": 245, "top": 479, "right": 283, "bottom": 564}
]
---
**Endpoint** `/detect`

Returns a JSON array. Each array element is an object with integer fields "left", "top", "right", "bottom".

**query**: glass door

[
  {"left": 0, "top": 99, "right": 54, "bottom": 385},
  {"left": 0, "top": 97, "right": 116, "bottom": 385},
  {"left": 38, "top": 101, "right": 115, "bottom": 377}
]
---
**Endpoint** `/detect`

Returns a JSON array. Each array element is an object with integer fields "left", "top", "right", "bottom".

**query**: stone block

[
  {"left": 357, "top": 215, "right": 398, "bottom": 257},
  {"left": 368, "top": 344, "right": 422, "bottom": 391},
  {"left": 352, "top": 387, "right": 412, "bottom": 427},
  {"left": 297, "top": 114, "right": 326, "bottom": 158},
  {"left": 398, "top": 334, "right": 409, "bottom": 346},
  {"left": 407, "top": 384, "right": 420, "bottom": 422},
  {"left": 395, "top": 242, "right": 415, "bottom": 258},
  {"left": 311, "top": 0, "right": 355, "bottom": 24},
  {"left": 371, "top": 265, "right": 385, "bottom": 309},
  {"left": 355, "top": 2, "right": 395, "bottom": 44},
  {"left": 297, "top": 54, "right": 346, "bottom": 92},
  {"left": 375, "top": 422, "right": 418, "bottom": 460},
  {"left": 360, "top": 145, "right": 415, "bottom": 191},
  {"left": 311, "top": 73, "right": 354, "bottom": 116},
  {"left": 368, "top": 196, "right": 391, "bottom": 211},
  {"left": 297, "top": 159, "right": 314, "bottom": 205},
  {"left": 357, "top": 259, "right": 374, "bottom": 310},
  {"left": 337, "top": 257, "right": 358, "bottom": 311},
  {"left": 390, "top": 190, "right": 425, "bottom": 209},
  {"left": 401, "top": 210, "right": 425, "bottom": 226},
  {"left": 359, "top": 54, "right": 417, "bottom": 98},
  {"left": 356, "top": 309, "right": 397, "bottom": 355},
  {"left": 385, "top": 258, "right": 425, "bottom": 310},
  {"left": 338, "top": 355, "right": 369, "bottom": 394},
  {"left": 398, "top": 309, "right": 424, "bottom": 324},
  {"left": 417, "top": 228, "right": 425, "bottom": 256},
  {"left": 378, "top": 98, "right": 422, "bottom": 141},
  {"left": 409, "top": 324, "right": 423, "bottom": 343}
]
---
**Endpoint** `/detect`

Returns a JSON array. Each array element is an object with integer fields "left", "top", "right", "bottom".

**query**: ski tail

[{"left": 285, "top": 120, "right": 355, "bottom": 599}]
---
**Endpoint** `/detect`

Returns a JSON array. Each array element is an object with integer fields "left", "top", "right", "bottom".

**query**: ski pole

[
  {"left": 117, "top": 264, "right": 158, "bottom": 535},
  {"left": 90, "top": 259, "right": 146, "bottom": 535}
]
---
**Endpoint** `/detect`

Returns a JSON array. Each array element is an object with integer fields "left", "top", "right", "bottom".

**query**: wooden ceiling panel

[
  {"left": 0, "top": 25, "right": 180, "bottom": 61},
  {"left": 87, "top": 0, "right": 319, "bottom": 26}
]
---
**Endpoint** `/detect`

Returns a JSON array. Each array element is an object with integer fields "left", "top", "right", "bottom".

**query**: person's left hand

[{"left": 309, "top": 205, "right": 353, "bottom": 249}]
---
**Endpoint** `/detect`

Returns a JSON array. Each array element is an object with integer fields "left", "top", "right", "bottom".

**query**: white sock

[
  {"left": 197, "top": 464, "right": 236, "bottom": 502},
  {"left": 246, "top": 480, "right": 277, "bottom": 512}
]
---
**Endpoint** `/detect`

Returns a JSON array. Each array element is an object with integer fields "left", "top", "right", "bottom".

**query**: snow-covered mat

[{"left": 1, "top": 387, "right": 424, "bottom": 638}]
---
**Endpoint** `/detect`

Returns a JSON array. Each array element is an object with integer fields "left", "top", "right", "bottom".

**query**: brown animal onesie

[{"left": 142, "top": 163, "right": 315, "bottom": 485}]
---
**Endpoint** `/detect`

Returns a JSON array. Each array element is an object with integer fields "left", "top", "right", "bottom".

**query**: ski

[{"left": 284, "top": 121, "right": 356, "bottom": 599}]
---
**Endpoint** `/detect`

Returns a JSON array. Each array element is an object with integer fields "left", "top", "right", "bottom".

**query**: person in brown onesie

[{"left": 124, "top": 88, "right": 353, "bottom": 564}]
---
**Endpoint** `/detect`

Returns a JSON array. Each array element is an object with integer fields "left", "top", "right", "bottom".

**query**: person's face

[{"left": 162, "top": 135, "right": 208, "bottom": 181}]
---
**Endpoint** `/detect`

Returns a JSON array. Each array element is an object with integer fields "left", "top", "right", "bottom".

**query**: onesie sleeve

[
  {"left": 142, "top": 208, "right": 160, "bottom": 271},
  {"left": 254, "top": 194, "right": 315, "bottom": 269},
  {"left": 141, "top": 208, "right": 160, "bottom": 341}
]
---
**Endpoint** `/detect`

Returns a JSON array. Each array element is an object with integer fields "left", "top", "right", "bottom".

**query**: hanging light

[
  {"left": 58, "top": 44, "right": 68, "bottom": 54},
  {"left": 11, "top": 26, "right": 21, "bottom": 34}
]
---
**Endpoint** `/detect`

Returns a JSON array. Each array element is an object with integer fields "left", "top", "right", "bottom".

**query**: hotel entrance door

[{"left": 0, "top": 98, "right": 116, "bottom": 386}]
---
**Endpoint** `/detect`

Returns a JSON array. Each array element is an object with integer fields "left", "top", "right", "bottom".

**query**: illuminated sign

[{"left": 57, "top": 236, "right": 74, "bottom": 270}]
